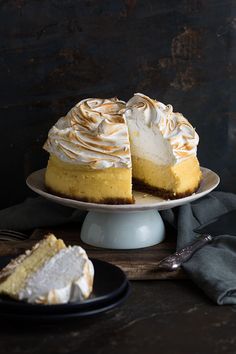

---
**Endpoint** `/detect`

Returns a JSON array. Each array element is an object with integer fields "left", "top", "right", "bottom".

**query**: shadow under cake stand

[{"left": 26, "top": 167, "right": 220, "bottom": 250}]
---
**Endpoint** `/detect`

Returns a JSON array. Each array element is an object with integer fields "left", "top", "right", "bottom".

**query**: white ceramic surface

[
  {"left": 81, "top": 210, "right": 165, "bottom": 249},
  {"left": 26, "top": 167, "right": 219, "bottom": 249},
  {"left": 26, "top": 167, "right": 220, "bottom": 212}
]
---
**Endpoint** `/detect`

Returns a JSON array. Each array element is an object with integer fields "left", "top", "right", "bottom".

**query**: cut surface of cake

[
  {"left": 0, "top": 234, "right": 94, "bottom": 304},
  {"left": 44, "top": 97, "right": 133, "bottom": 204},
  {"left": 125, "top": 93, "right": 201, "bottom": 199}
]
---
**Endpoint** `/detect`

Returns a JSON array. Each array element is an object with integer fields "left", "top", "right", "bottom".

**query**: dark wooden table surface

[
  {"left": 2, "top": 280, "right": 236, "bottom": 354},
  {"left": 1, "top": 225, "right": 236, "bottom": 354}
]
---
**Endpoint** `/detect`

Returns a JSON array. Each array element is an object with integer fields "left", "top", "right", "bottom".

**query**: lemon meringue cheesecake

[
  {"left": 0, "top": 234, "right": 94, "bottom": 304},
  {"left": 44, "top": 98, "right": 133, "bottom": 204},
  {"left": 125, "top": 93, "right": 201, "bottom": 199},
  {"left": 43, "top": 93, "right": 201, "bottom": 203}
]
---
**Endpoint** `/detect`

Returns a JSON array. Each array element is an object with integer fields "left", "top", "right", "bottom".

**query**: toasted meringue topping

[
  {"left": 44, "top": 98, "right": 131, "bottom": 169},
  {"left": 125, "top": 93, "right": 199, "bottom": 164},
  {"left": 18, "top": 246, "right": 94, "bottom": 304}
]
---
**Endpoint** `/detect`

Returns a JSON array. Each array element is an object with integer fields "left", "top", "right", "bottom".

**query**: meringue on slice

[{"left": 19, "top": 246, "right": 94, "bottom": 304}]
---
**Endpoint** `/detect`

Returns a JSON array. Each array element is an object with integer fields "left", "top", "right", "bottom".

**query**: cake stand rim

[{"left": 26, "top": 167, "right": 220, "bottom": 212}]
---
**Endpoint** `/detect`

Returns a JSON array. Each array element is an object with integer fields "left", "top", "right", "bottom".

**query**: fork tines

[{"left": 0, "top": 229, "right": 28, "bottom": 241}]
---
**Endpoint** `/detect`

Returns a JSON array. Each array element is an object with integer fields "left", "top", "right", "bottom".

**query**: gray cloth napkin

[
  {"left": 161, "top": 191, "right": 236, "bottom": 305},
  {"left": 0, "top": 197, "right": 86, "bottom": 231},
  {"left": 1, "top": 192, "right": 236, "bottom": 305}
]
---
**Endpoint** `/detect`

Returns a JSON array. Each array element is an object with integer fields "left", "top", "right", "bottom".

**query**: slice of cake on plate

[
  {"left": 43, "top": 97, "right": 133, "bottom": 204},
  {"left": 125, "top": 93, "right": 201, "bottom": 199},
  {"left": 0, "top": 234, "right": 94, "bottom": 304}
]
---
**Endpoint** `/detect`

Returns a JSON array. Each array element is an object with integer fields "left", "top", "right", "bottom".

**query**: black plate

[
  {"left": 0, "top": 257, "right": 128, "bottom": 314},
  {"left": 0, "top": 283, "right": 130, "bottom": 323}
]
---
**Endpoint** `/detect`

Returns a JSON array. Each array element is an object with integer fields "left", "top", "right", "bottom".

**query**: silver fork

[{"left": 0, "top": 230, "right": 28, "bottom": 242}]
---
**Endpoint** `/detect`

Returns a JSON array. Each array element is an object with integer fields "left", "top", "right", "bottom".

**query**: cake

[
  {"left": 0, "top": 234, "right": 94, "bottom": 304},
  {"left": 125, "top": 93, "right": 201, "bottom": 199},
  {"left": 43, "top": 93, "right": 201, "bottom": 203},
  {"left": 43, "top": 97, "right": 133, "bottom": 204}
]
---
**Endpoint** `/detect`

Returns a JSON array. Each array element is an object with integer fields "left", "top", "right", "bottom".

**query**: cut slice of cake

[
  {"left": 0, "top": 234, "right": 94, "bottom": 304},
  {"left": 125, "top": 93, "right": 201, "bottom": 199},
  {"left": 43, "top": 97, "right": 133, "bottom": 204}
]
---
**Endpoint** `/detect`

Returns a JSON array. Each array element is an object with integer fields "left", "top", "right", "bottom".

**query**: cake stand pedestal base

[{"left": 81, "top": 210, "right": 165, "bottom": 249}]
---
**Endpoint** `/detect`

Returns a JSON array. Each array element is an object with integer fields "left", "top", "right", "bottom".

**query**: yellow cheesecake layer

[
  {"left": 0, "top": 234, "right": 66, "bottom": 298},
  {"left": 45, "top": 155, "right": 133, "bottom": 204},
  {"left": 132, "top": 156, "right": 202, "bottom": 198}
]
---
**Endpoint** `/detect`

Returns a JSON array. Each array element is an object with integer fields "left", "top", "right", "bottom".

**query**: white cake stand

[{"left": 26, "top": 167, "right": 220, "bottom": 250}]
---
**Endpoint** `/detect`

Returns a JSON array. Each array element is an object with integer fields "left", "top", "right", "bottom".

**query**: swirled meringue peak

[
  {"left": 44, "top": 97, "right": 131, "bottom": 169},
  {"left": 125, "top": 93, "right": 199, "bottom": 165}
]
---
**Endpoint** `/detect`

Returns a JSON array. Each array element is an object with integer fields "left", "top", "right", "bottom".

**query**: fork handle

[{"left": 157, "top": 234, "right": 212, "bottom": 271}]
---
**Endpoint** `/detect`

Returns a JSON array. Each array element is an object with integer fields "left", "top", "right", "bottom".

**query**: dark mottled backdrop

[{"left": 0, "top": 0, "right": 235, "bottom": 208}]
